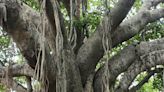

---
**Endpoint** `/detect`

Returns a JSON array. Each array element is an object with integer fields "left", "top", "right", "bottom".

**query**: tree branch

[
  {"left": 0, "top": 63, "right": 33, "bottom": 91},
  {"left": 0, "top": 1, "right": 56, "bottom": 91},
  {"left": 1, "top": 1, "right": 83, "bottom": 92},
  {"left": 129, "top": 68, "right": 163, "bottom": 92},
  {"left": 0, "top": 78, "right": 27, "bottom": 92},
  {"left": 116, "top": 49, "right": 164, "bottom": 92},
  {"left": 77, "top": 1, "right": 164, "bottom": 86},
  {"left": 112, "top": 7, "right": 164, "bottom": 47},
  {"left": 77, "top": 0, "right": 135, "bottom": 86},
  {"left": 12, "top": 64, "right": 34, "bottom": 77},
  {"left": 94, "top": 38, "right": 164, "bottom": 92},
  {"left": 93, "top": 44, "right": 138, "bottom": 92},
  {"left": 141, "top": 0, "right": 164, "bottom": 10},
  {"left": 0, "top": 64, "right": 34, "bottom": 77}
]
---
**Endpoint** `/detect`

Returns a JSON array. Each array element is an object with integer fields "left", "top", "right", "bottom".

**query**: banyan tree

[{"left": 0, "top": 0, "right": 164, "bottom": 92}]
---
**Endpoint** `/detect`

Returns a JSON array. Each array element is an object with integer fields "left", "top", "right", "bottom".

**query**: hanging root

[
  {"left": 0, "top": 2, "right": 7, "bottom": 26},
  {"left": 101, "top": 0, "right": 113, "bottom": 92},
  {"left": 26, "top": 76, "right": 33, "bottom": 92},
  {"left": 5, "top": 63, "right": 13, "bottom": 90},
  {"left": 51, "top": 1, "right": 67, "bottom": 92},
  {"left": 102, "top": 16, "right": 111, "bottom": 92},
  {"left": 33, "top": 0, "right": 49, "bottom": 92},
  {"left": 68, "top": 0, "right": 77, "bottom": 50}
]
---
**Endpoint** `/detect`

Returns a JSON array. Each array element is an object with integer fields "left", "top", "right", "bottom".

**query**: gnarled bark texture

[{"left": 0, "top": 0, "right": 164, "bottom": 92}]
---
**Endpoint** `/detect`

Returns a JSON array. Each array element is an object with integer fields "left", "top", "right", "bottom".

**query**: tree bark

[{"left": 0, "top": 0, "right": 164, "bottom": 92}]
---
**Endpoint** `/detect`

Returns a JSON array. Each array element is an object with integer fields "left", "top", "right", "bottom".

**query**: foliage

[
  {"left": 74, "top": 12, "right": 101, "bottom": 34},
  {"left": 21, "top": 0, "right": 39, "bottom": 9},
  {"left": 153, "top": 73, "right": 163, "bottom": 91},
  {"left": 0, "top": 84, "right": 6, "bottom": 92},
  {"left": 135, "top": 72, "right": 161, "bottom": 92},
  {"left": 138, "top": 80, "right": 159, "bottom": 92}
]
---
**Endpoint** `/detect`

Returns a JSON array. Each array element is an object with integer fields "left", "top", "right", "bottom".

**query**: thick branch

[
  {"left": 129, "top": 68, "right": 163, "bottom": 92},
  {"left": 1, "top": 1, "right": 83, "bottom": 92},
  {"left": 0, "top": 64, "right": 34, "bottom": 77},
  {"left": 109, "top": 0, "right": 135, "bottom": 29},
  {"left": 112, "top": 8, "right": 164, "bottom": 47},
  {"left": 93, "top": 44, "right": 137, "bottom": 92},
  {"left": 95, "top": 9, "right": 164, "bottom": 88},
  {"left": 77, "top": 0, "right": 135, "bottom": 86},
  {"left": 0, "top": 0, "right": 41, "bottom": 69},
  {"left": 0, "top": 64, "right": 34, "bottom": 92},
  {"left": 0, "top": 78, "right": 27, "bottom": 92},
  {"left": 116, "top": 49, "right": 164, "bottom": 92},
  {"left": 141, "top": 0, "right": 164, "bottom": 9},
  {"left": 1, "top": 1, "right": 60, "bottom": 91},
  {"left": 77, "top": 1, "right": 164, "bottom": 87},
  {"left": 12, "top": 64, "right": 34, "bottom": 77},
  {"left": 94, "top": 38, "right": 164, "bottom": 92}
]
